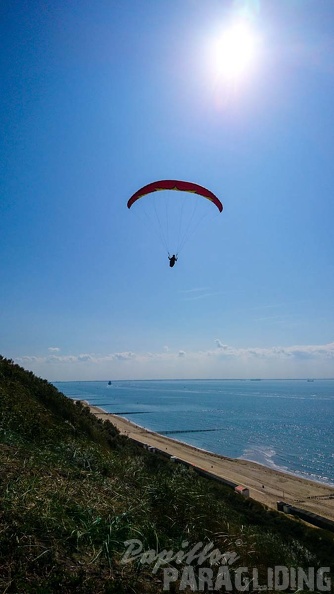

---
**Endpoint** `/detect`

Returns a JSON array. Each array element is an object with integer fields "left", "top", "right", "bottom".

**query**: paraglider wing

[{"left": 127, "top": 180, "right": 223, "bottom": 212}]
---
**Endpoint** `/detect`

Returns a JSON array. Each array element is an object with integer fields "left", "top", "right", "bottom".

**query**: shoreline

[{"left": 83, "top": 401, "right": 334, "bottom": 522}]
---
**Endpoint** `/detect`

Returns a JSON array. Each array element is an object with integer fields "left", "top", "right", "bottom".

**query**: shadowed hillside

[{"left": 0, "top": 356, "right": 333, "bottom": 593}]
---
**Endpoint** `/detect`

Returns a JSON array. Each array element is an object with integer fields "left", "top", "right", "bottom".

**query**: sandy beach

[{"left": 87, "top": 403, "right": 334, "bottom": 523}]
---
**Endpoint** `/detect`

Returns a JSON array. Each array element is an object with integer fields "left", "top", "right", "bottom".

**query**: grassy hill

[{"left": 0, "top": 356, "right": 333, "bottom": 593}]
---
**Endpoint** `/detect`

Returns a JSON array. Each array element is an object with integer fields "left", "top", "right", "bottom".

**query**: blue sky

[{"left": 1, "top": 0, "right": 334, "bottom": 380}]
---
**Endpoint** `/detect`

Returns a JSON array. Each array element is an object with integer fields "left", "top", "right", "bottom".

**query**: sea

[{"left": 53, "top": 379, "right": 334, "bottom": 487}]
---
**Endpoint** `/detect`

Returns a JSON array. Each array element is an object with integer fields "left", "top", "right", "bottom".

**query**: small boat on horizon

[{"left": 108, "top": 381, "right": 112, "bottom": 386}]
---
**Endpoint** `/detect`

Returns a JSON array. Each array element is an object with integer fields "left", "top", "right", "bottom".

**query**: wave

[{"left": 239, "top": 445, "right": 334, "bottom": 486}]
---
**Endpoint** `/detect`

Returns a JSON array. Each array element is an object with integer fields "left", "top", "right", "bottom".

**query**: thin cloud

[
  {"left": 213, "top": 340, "right": 334, "bottom": 360},
  {"left": 215, "top": 339, "right": 228, "bottom": 350},
  {"left": 179, "top": 287, "right": 211, "bottom": 294},
  {"left": 16, "top": 342, "right": 334, "bottom": 366},
  {"left": 15, "top": 342, "right": 334, "bottom": 380},
  {"left": 113, "top": 352, "right": 136, "bottom": 361},
  {"left": 180, "top": 287, "right": 220, "bottom": 301}
]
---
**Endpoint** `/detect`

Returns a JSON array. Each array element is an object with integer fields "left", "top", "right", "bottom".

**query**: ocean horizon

[{"left": 53, "top": 379, "right": 334, "bottom": 487}]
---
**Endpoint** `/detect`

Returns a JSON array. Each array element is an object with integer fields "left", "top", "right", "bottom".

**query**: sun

[{"left": 213, "top": 20, "right": 259, "bottom": 81}]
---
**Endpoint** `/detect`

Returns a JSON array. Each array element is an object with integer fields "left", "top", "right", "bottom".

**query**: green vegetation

[{"left": 0, "top": 356, "right": 333, "bottom": 593}]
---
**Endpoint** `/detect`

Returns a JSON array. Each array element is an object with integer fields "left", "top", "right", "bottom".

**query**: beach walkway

[{"left": 87, "top": 404, "right": 334, "bottom": 523}]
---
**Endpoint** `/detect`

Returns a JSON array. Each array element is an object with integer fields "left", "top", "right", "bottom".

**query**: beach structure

[
  {"left": 276, "top": 501, "right": 334, "bottom": 532},
  {"left": 235, "top": 485, "right": 250, "bottom": 498}
]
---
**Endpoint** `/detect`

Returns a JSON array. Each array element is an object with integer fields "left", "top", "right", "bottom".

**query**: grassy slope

[{"left": 0, "top": 356, "right": 333, "bottom": 593}]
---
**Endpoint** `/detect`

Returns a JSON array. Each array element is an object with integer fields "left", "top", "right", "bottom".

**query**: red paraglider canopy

[{"left": 127, "top": 180, "right": 223, "bottom": 212}]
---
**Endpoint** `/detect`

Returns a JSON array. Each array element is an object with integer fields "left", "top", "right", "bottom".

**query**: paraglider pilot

[{"left": 168, "top": 254, "right": 178, "bottom": 268}]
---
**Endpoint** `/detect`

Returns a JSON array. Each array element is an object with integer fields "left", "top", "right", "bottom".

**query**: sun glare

[{"left": 213, "top": 21, "right": 259, "bottom": 81}]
